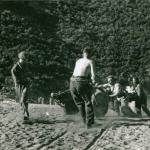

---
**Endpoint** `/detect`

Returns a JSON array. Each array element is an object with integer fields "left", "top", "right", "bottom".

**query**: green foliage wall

[
  {"left": 0, "top": 0, "right": 150, "bottom": 100},
  {"left": 57, "top": 0, "right": 150, "bottom": 78}
]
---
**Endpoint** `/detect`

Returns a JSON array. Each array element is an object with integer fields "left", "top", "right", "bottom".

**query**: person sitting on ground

[
  {"left": 117, "top": 79, "right": 138, "bottom": 117},
  {"left": 70, "top": 47, "right": 96, "bottom": 128},
  {"left": 129, "top": 77, "right": 150, "bottom": 117},
  {"left": 126, "top": 76, "right": 138, "bottom": 114},
  {"left": 97, "top": 75, "right": 127, "bottom": 116},
  {"left": 96, "top": 75, "right": 118, "bottom": 110},
  {"left": 11, "top": 51, "right": 30, "bottom": 121},
  {"left": 108, "top": 78, "right": 127, "bottom": 116},
  {"left": 107, "top": 77, "right": 137, "bottom": 117}
]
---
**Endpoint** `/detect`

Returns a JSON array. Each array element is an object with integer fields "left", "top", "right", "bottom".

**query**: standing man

[
  {"left": 11, "top": 51, "right": 30, "bottom": 121},
  {"left": 70, "top": 47, "right": 96, "bottom": 128}
]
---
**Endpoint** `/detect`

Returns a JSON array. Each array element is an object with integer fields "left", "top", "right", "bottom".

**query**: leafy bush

[{"left": 0, "top": 0, "right": 150, "bottom": 101}]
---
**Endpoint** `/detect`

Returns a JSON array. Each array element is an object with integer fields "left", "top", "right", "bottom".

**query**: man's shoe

[
  {"left": 86, "top": 124, "right": 92, "bottom": 129},
  {"left": 24, "top": 116, "right": 29, "bottom": 121}
]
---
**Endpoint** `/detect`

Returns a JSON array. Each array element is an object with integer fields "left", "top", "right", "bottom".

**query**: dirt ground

[{"left": 0, "top": 98, "right": 150, "bottom": 150}]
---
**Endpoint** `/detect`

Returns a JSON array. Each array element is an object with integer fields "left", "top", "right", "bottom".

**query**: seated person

[
  {"left": 128, "top": 77, "right": 150, "bottom": 117},
  {"left": 97, "top": 76, "right": 126, "bottom": 116},
  {"left": 100, "top": 77, "right": 137, "bottom": 117},
  {"left": 109, "top": 78, "right": 127, "bottom": 116},
  {"left": 96, "top": 75, "right": 118, "bottom": 110}
]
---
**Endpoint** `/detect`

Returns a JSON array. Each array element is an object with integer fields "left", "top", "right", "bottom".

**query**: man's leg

[
  {"left": 20, "top": 86, "right": 29, "bottom": 119},
  {"left": 70, "top": 80, "right": 86, "bottom": 124},
  {"left": 121, "top": 100, "right": 139, "bottom": 117},
  {"left": 81, "top": 84, "right": 94, "bottom": 128},
  {"left": 114, "top": 100, "right": 120, "bottom": 116},
  {"left": 85, "top": 100, "right": 94, "bottom": 127},
  {"left": 142, "top": 105, "right": 150, "bottom": 117},
  {"left": 15, "top": 84, "right": 21, "bottom": 102},
  {"left": 77, "top": 103, "right": 86, "bottom": 124},
  {"left": 135, "top": 100, "right": 142, "bottom": 117},
  {"left": 109, "top": 98, "right": 114, "bottom": 110}
]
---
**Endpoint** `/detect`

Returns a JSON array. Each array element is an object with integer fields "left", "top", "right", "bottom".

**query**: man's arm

[
  {"left": 11, "top": 64, "right": 17, "bottom": 87},
  {"left": 136, "top": 84, "right": 141, "bottom": 97},
  {"left": 90, "top": 60, "right": 96, "bottom": 84},
  {"left": 96, "top": 83, "right": 109, "bottom": 88},
  {"left": 109, "top": 83, "right": 120, "bottom": 97}
]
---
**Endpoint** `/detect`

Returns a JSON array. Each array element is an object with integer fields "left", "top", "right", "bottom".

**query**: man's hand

[
  {"left": 14, "top": 82, "right": 17, "bottom": 89},
  {"left": 96, "top": 84, "right": 103, "bottom": 88},
  {"left": 91, "top": 80, "right": 96, "bottom": 85}
]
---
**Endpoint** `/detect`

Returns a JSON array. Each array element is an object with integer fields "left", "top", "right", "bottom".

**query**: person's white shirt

[{"left": 126, "top": 86, "right": 136, "bottom": 93}]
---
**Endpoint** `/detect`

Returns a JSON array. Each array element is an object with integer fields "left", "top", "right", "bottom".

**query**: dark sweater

[{"left": 11, "top": 62, "right": 29, "bottom": 86}]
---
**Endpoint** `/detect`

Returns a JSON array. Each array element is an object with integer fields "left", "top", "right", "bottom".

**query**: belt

[
  {"left": 71, "top": 76, "right": 90, "bottom": 82},
  {"left": 71, "top": 75, "right": 89, "bottom": 79}
]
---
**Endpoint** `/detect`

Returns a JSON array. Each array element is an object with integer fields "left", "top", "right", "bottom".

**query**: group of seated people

[{"left": 96, "top": 75, "right": 150, "bottom": 117}]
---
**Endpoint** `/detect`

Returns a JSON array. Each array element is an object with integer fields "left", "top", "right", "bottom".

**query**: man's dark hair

[
  {"left": 18, "top": 51, "right": 26, "bottom": 59},
  {"left": 82, "top": 47, "right": 92, "bottom": 57},
  {"left": 118, "top": 78, "right": 126, "bottom": 86}
]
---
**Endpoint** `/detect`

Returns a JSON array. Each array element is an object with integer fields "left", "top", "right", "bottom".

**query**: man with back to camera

[
  {"left": 70, "top": 47, "right": 96, "bottom": 128},
  {"left": 11, "top": 51, "right": 30, "bottom": 121}
]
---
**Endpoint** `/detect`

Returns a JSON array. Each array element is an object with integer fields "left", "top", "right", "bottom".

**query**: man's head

[
  {"left": 18, "top": 51, "right": 26, "bottom": 62},
  {"left": 132, "top": 77, "right": 139, "bottom": 85},
  {"left": 82, "top": 47, "right": 92, "bottom": 58},
  {"left": 107, "top": 75, "right": 115, "bottom": 84}
]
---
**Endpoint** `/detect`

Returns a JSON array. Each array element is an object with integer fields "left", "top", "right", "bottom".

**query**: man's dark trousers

[
  {"left": 15, "top": 84, "right": 29, "bottom": 118},
  {"left": 70, "top": 77, "right": 94, "bottom": 127}
]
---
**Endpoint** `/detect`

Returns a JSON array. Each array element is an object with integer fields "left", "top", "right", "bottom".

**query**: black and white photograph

[{"left": 0, "top": 0, "right": 150, "bottom": 149}]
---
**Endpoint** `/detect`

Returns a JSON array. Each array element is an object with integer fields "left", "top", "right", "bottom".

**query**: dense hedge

[
  {"left": 57, "top": 0, "right": 150, "bottom": 76},
  {"left": 0, "top": 1, "right": 150, "bottom": 101}
]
